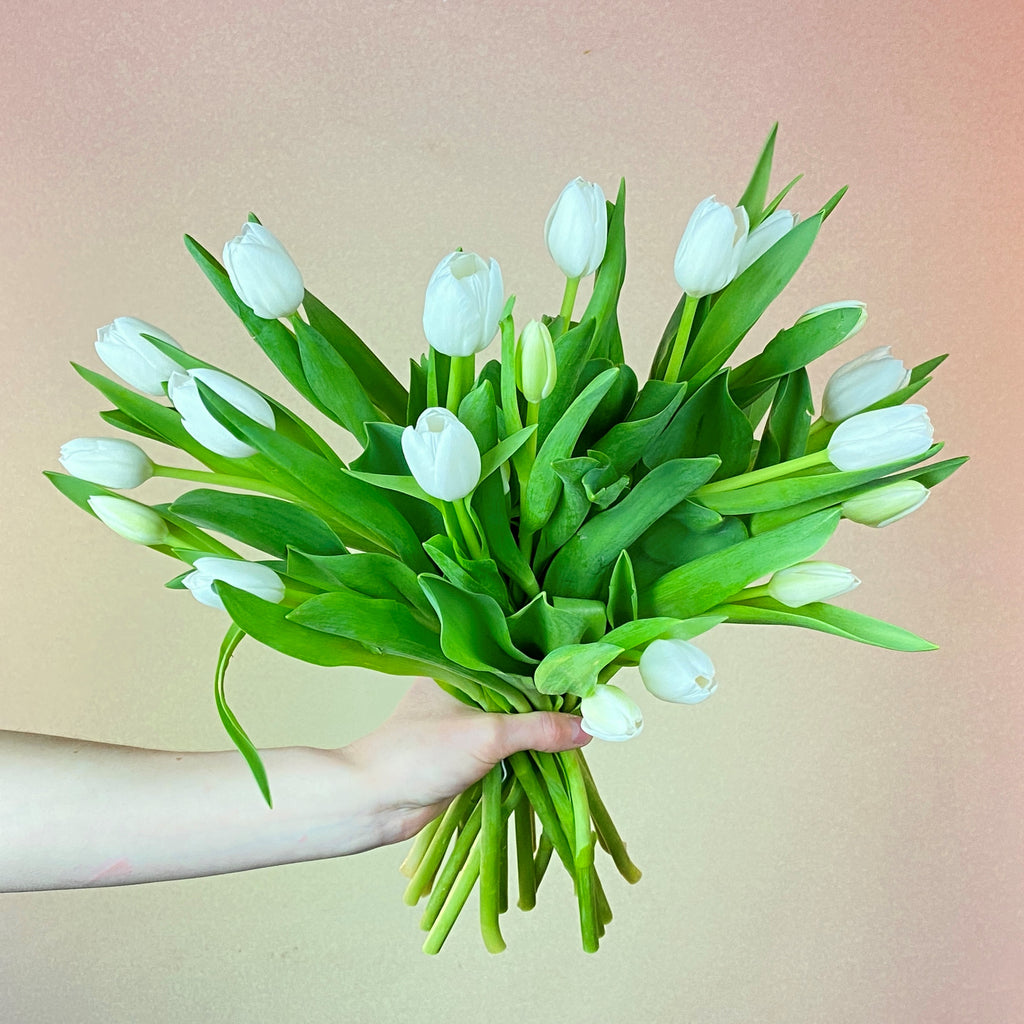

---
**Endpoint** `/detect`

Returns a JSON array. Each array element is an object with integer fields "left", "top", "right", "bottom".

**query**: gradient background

[{"left": 2, "top": 1, "right": 1021, "bottom": 1021}]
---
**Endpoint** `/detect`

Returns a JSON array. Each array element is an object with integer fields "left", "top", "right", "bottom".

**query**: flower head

[
  {"left": 735, "top": 208, "right": 796, "bottom": 277},
  {"left": 401, "top": 407, "right": 481, "bottom": 502},
  {"left": 579, "top": 684, "right": 644, "bottom": 742},
  {"left": 60, "top": 437, "right": 154, "bottom": 489},
  {"left": 827, "top": 405, "right": 933, "bottom": 472},
  {"left": 422, "top": 251, "right": 504, "bottom": 357},
  {"left": 544, "top": 177, "right": 608, "bottom": 279},
  {"left": 638, "top": 638, "right": 718, "bottom": 704},
  {"left": 673, "top": 195, "right": 749, "bottom": 298},
  {"left": 516, "top": 320, "right": 557, "bottom": 403},
  {"left": 94, "top": 317, "right": 183, "bottom": 395},
  {"left": 767, "top": 561, "right": 860, "bottom": 608},
  {"left": 822, "top": 346, "right": 912, "bottom": 423},
  {"left": 87, "top": 495, "right": 169, "bottom": 546},
  {"left": 167, "top": 368, "right": 275, "bottom": 459},
  {"left": 182, "top": 556, "right": 286, "bottom": 610},
  {"left": 223, "top": 222, "right": 305, "bottom": 320},
  {"left": 841, "top": 480, "right": 930, "bottom": 528}
]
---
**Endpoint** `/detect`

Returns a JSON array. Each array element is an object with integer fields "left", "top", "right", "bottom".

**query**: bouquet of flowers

[{"left": 49, "top": 126, "right": 965, "bottom": 954}]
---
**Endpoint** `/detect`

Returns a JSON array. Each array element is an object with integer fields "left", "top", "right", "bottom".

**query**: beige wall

[{"left": 2, "top": 1, "right": 1021, "bottom": 1021}]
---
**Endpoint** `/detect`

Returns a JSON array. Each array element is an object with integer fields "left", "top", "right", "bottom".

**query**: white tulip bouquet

[{"left": 49, "top": 126, "right": 965, "bottom": 953}]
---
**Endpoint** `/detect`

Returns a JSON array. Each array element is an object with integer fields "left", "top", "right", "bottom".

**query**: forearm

[{"left": 0, "top": 731, "right": 400, "bottom": 892}]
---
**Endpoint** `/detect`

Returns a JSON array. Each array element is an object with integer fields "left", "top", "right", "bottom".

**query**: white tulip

[
  {"left": 422, "top": 251, "right": 504, "bottom": 357},
  {"left": 767, "top": 561, "right": 860, "bottom": 608},
  {"left": 222, "top": 222, "right": 305, "bottom": 319},
  {"left": 87, "top": 495, "right": 169, "bottom": 546},
  {"left": 827, "top": 405, "right": 933, "bottom": 472},
  {"left": 401, "top": 407, "right": 481, "bottom": 502},
  {"left": 167, "top": 368, "right": 275, "bottom": 459},
  {"left": 516, "top": 320, "right": 557, "bottom": 403},
  {"left": 182, "top": 556, "right": 286, "bottom": 610},
  {"left": 796, "top": 300, "right": 867, "bottom": 330},
  {"left": 841, "top": 480, "right": 929, "bottom": 528},
  {"left": 59, "top": 437, "right": 154, "bottom": 489},
  {"left": 673, "top": 195, "right": 749, "bottom": 298},
  {"left": 94, "top": 317, "right": 183, "bottom": 395},
  {"left": 638, "top": 638, "right": 717, "bottom": 705},
  {"left": 544, "top": 177, "right": 608, "bottom": 279},
  {"left": 579, "top": 684, "right": 644, "bottom": 742},
  {"left": 735, "top": 209, "right": 796, "bottom": 276},
  {"left": 822, "top": 346, "right": 912, "bottom": 423}
]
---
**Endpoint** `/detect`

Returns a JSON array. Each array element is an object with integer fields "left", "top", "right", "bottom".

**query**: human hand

[{"left": 343, "top": 678, "right": 591, "bottom": 843}]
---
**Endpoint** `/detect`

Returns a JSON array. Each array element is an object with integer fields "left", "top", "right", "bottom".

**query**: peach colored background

[{"left": 2, "top": 1, "right": 1022, "bottom": 1021}]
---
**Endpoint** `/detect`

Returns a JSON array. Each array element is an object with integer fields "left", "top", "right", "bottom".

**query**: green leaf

[
  {"left": 762, "top": 174, "right": 803, "bottom": 219},
  {"left": 217, "top": 580, "right": 437, "bottom": 674},
  {"left": 631, "top": 505, "right": 748, "bottom": 590},
  {"left": 714, "top": 597, "right": 937, "bottom": 651},
  {"left": 293, "top": 318, "right": 380, "bottom": 444},
  {"left": 472, "top": 470, "right": 539, "bottom": 600},
  {"left": 910, "top": 353, "right": 947, "bottom": 383},
  {"left": 536, "top": 318, "right": 599, "bottom": 446},
  {"left": 418, "top": 575, "right": 537, "bottom": 676},
  {"left": 729, "top": 303, "right": 866, "bottom": 408},
  {"left": 191, "top": 381, "right": 431, "bottom": 570},
  {"left": 480, "top": 425, "right": 537, "bottom": 483},
  {"left": 423, "top": 534, "right": 512, "bottom": 613},
  {"left": 534, "top": 455, "right": 610, "bottom": 565},
  {"left": 606, "top": 550, "right": 638, "bottom": 629},
  {"left": 591, "top": 379, "right": 687, "bottom": 475},
  {"left": 738, "top": 122, "right": 778, "bottom": 227},
  {"left": 748, "top": 455, "right": 968, "bottom": 534},
  {"left": 752, "top": 369, "right": 812, "bottom": 470},
  {"left": 544, "top": 457, "right": 720, "bottom": 599},
  {"left": 678, "top": 215, "right": 822, "bottom": 390},
  {"left": 212, "top": 625, "right": 272, "bottom": 807},
  {"left": 288, "top": 589, "right": 445, "bottom": 663},
  {"left": 169, "top": 489, "right": 347, "bottom": 560},
  {"left": 818, "top": 185, "right": 847, "bottom": 220},
  {"left": 98, "top": 408, "right": 164, "bottom": 442},
  {"left": 534, "top": 642, "right": 621, "bottom": 697},
  {"left": 302, "top": 290, "right": 408, "bottom": 424},
  {"left": 521, "top": 367, "right": 619, "bottom": 534},
  {"left": 643, "top": 508, "right": 841, "bottom": 619},
  {"left": 579, "top": 178, "right": 627, "bottom": 363},
  {"left": 602, "top": 616, "right": 690, "bottom": 653},
  {"left": 699, "top": 443, "right": 945, "bottom": 515},
  {"left": 506, "top": 593, "right": 608, "bottom": 660},
  {"left": 284, "top": 550, "right": 433, "bottom": 619},
  {"left": 580, "top": 361, "right": 637, "bottom": 451},
  {"left": 644, "top": 370, "right": 750, "bottom": 480}
]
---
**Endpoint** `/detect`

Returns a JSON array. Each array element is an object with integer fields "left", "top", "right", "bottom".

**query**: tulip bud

[
  {"left": 222, "top": 222, "right": 305, "bottom": 320},
  {"left": 796, "top": 300, "right": 868, "bottom": 333},
  {"left": 735, "top": 209, "right": 796, "bottom": 277},
  {"left": 182, "top": 556, "right": 286, "bottom": 610},
  {"left": 167, "top": 368, "right": 275, "bottom": 459},
  {"left": 767, "top": 561, "right": 860, "bottom": 608},
  {"left": 544, "top": 177, "right": 608, "bottom": 279},
  {"left": 59, "top": 437, "right": 154, "bottom": 489},
  {"left": 638, "top": 638, "right": 717, "bottom": 705},
  {"left": 841, "top": 480, "right": 929, "bottom": 528},
  {"left": 400, "top": 407, "right": 481, "bottom": 502},
  {"left": 515, "top": 320, "right": 557, "bottom": 402},
  {"left": 673, "top": 195, "right": 749, "bottom": 298},
  {"left": 822, "top": 346, "right": 912, "bottom": 423},
  {"left": 422, "top": 251, "right": 504, "bottom": 357},
  {"left": 827, "top": 405, "right": 933, "bottom": 472},
  {"left": 87, "top": 495, "right": 169, "bottom": 546},
  {"left": 579, "top": 684, "right": 644, "bottom": 742},
  {"left": 94, "top": 317, "right": 183, "bottom": 395}
]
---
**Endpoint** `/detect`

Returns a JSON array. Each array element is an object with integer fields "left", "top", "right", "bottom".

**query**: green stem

[
  {"left": 695, "top": 448, "right": 831, "bottom": 495},
  {"left": 419, "top": 798, "right": 483, "bottom": 929},
  {"left": 446, "top": 354, "right": 475, "bottom": 413},
  {"left": 403, "top": 786, "right": 477, "bottom": 906},
  {"left": 399, "top": 813, "right": 443, "bottom": 879},
  {"left": 728, "top": 584, "right": 771, "bottom": 602},
  {"left": 663, "top": 293, "right": 699, "bottom": 383},
  {"left": 479, "top": 765, "right": 506, "bottom": 953},
  {"left": 452, "top": 496, "right": 484, "bottom": 559},
  {"left": 561, "top": 750, "right": 599, "bottom": 953},
  {"left": 152, "top": 465, "right": 298, "bottom": 501},
  {"left": 578, "top": 752, "right": 642, "bottom": 884},
  {"left": 558, "top": 276, "right": 581, "bottom": 335},
  {"left": 507, "top": 752, "right": 575, "bottom": 877},
  {"left": 514, "top": 799, "right": 537, "bottom": 910},
  {"left": 422, "top": 840, "right": 482, "bottom": 955},
  {"left": 516, "top": 401, "right": 540, "bottom": 562},
  {"left": 533, "top": 830, "right": 554, "bottom": 887}
]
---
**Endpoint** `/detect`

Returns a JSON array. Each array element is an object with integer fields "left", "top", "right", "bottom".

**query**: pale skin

[{"left": 0, "top": 678, "right": 590, "bottom": 893}]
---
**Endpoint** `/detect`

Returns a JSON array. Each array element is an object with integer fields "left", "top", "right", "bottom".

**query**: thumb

[{"left": 492, "top": 710, "right": 592, "bottom": 760}]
